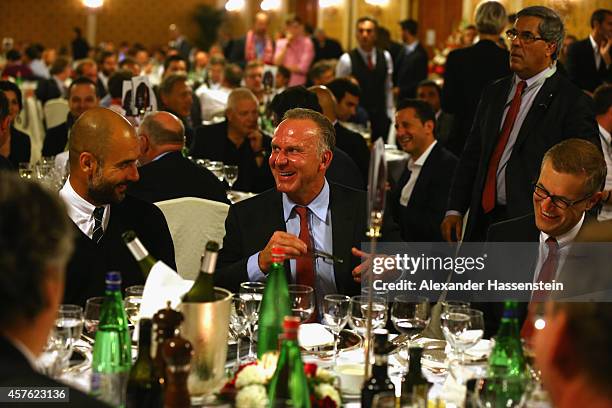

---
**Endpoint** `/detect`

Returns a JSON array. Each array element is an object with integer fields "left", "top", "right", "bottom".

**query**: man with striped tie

[{"left": 59, "top": 107, "right": 175, "bottom": 306}]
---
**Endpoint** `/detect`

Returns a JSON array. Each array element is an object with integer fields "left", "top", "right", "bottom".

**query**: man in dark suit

[
  {"left": 442, "top": 6, "right": 600, "bottom": 243},
  {"left": 190, "top": 88, "right": 274, "bottom": 193},
  {"left": 390, "top": 99, "right": 458, "bottom": 242},
  {"left": 0, "top": 174, "right": 107, "bottom": 407},
  {"left": 215, "top": 108, "right": 400, "bottom": 296},
  {"left": 566, "top": 9, "right": 612, "bottom": 94},
  {"left": 128, "top": 111, "right": 228, "bottom": 204},
  {"left": 484, "top": 138, "right": 605, "bottom": 336},
  {"left": 416, "top": 80, "right": 454, "bottom": 147},
  {"left": 168, "top": 24, "right": 193, "bottom": 63},
  {"left": 35, "top": 56, "right": 71, "bottom": 105},
  {"left": 312, "top": 29, "right": 343, "bottom": 63},
  {"left": 442, "top": 1, "right": 511, "bottom": 157},
  {"left": 394, "top": 19, "right": 428, "bottom": 100},
  {"left": 309, "top": 85, "right": 370, "bottom": 186},
  {"left": 42, "top": 77, "right": 98, "bottom": 157},
  {"left": 60, "top": 108, "right": 175, "bottom": 306}
]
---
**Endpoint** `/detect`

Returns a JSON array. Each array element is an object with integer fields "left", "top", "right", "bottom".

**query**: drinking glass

[
  {"left": 440, "top": 300, "right": 470, "bottom": 313},
  {"left": 391, "top": 295, "right": 430, "bottom": 338},
  {"left": 125, "top": 285, "right": 144, "bottom": 297},
  {"left": 18, "top": 162, "right": 33, "bottom": 179},
  {"left": 441, "top": 307, "right": 484, "bottom": 363},
  {"left": 223, "top": 165, "right": 239, "bottom": 190},
  {"left": 321, "top": 294, "right": 350, "bottom": 364},
  {"left": 84, "top": 296, "right": 104, "bottom": 335},
  {"left": 288, "top": 284, "right": 315, "bottom": 322},
  {"left": 124, "top": 296, "right": 143, "bottom": 326},
  {"left": 239, "top": 282, "right": 265, "bottom": 361},
  {"left": 230, "top": 293, "right": 250, "bottom": 367},
  {"left": 348, "top": 295, "right": 387, "bottom": 337},
  {"left": 476, "top": 377, "right": 527, "bottom": 408},
  {"left": 206, "top": 161, "right": 225, "bottom": 182},
  {"left": 55, "top": 305, "right": 84, "bottom": 361}
]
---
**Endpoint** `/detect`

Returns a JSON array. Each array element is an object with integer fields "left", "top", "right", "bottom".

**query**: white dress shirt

[
  {"left": 598, "top": 123, "right": 612, "bottom": 221},
  {"left": 399, "top": 140, "right": 437, "bottom": 206},
  {"left": 59, "top": 177, "right": 110, "bottom": 239},
  {"left": 533, "top": 213, "right": 584, "bottom": 283}
]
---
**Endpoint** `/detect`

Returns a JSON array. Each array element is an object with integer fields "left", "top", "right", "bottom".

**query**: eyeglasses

[
  {"left": 533, "top": 183, "right": 592, "bottom": 209},
  {"left": 506, "top": 29, "right": 546, "bottom": 44}
]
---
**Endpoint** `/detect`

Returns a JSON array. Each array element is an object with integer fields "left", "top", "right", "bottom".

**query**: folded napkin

[
  {"left": 298, "top": 323, "right": 334, "bottom": 349},
  {"left": 139, "top": 261, "right": 194, "bottom": 319}
]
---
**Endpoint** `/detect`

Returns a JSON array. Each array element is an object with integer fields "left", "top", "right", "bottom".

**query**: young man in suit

[
  {"left": 442, "top": 6, "right": 599, "bottom": 243},
  {"left": 128, "top": 111, "right": 229, "bottom": 204},
  {"left": 60, "top": 108, "right": 175, "bottom": 306},
  {"left": 566, "top": 9, "right": 612, "bottom": 94},
  {"left": 394, "top": 19, "right": 428, "bottom": 100},
  {"left": 0, "top": 174, "right": 107, "bottom": 407},
  {"left": 215, "top": 108, "right": 400, "bottom": 297},
  {"left": 391, "top": 99, "right": 458, "bottom": 242}
]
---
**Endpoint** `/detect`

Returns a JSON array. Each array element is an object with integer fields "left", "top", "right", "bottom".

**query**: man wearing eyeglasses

[{"left": 442, "top": 6, "right": 599, "bottom": 243}]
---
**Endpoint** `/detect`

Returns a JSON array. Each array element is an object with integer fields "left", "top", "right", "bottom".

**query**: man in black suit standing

[
  {"left": 441, "top": 6, "right": 599, "bottom": 243},
  {"left": 190, "top": 88, "right": 274, "bottom": 193},
  {"left": 391, "top": 99, "right": 458, "bottom": 242},
  {"left": 60, "top": 108, "right": 176, "bottom": 306},
  {"left": 128, "top": 111, "right": 229, "bottom": 204},
  {"left": 394, "top": 19, "right": 428, "bottom": 100},
  {"left": 441, "top": 1, "right": 511, "bottom": 157},
  {"left": 566, "top": 9, "right": 612, "bottom": 94},
  {"left": 416, "top": 80, "right": 454, "bottom": 147},
  {"left": 0, "top": 174, "right": 107, "bottom": 407},
  {"left": 312, "top": 29, "right": 343, "bottom": 63},
  {"left": 215, "top": 108, "right": 400, "bottom": 296},
  {"left": 42, "top": 77, "right": 98, "bottom": 157}
]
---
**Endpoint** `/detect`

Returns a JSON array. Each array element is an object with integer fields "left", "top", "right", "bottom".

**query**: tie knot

[
  {"left": 93, "top": 207, "right": 105, "bottom": 222},
  {"left": 516, "top": 80, "right": 527, "bottom": 94},
  {"left": 545, "top": 237, "right": 559, "bottom": 252},
  {"left": 294, "top": 206, "right": 309, "bottom": 219}
]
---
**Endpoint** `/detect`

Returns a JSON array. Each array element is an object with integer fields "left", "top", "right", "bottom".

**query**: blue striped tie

[{"left": 92, "top": 207, "right": 105, "bottom": 244}]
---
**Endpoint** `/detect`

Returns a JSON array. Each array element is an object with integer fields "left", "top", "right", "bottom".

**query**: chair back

[
  {"left": 155, "top": 197, "right": 230, "bottom": 280},
  {"left": 43, "top": 98, "right": 69, "bottom": 130}
]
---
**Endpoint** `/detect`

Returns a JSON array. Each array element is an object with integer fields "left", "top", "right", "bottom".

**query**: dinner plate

[{"left": 301, "top": 330, "right": 363, "bottom": 359}]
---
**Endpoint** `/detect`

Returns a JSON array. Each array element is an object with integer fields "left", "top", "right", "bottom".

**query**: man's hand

[
  {"left": 441, "top": 214, "right": 463, "bottom": 242},
  {"left": 258, "top": 231, "right": 307, "bottom": 272},
  {"left": 248, "top": 129, "right": 264, "bottom": 152},
  {"left": 351, "top": 247, "right": 372, "bottom": 283}
]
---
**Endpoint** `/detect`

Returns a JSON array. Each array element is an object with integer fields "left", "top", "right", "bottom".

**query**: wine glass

[
  {"left": 206, "top": 161, "right": 225, "bottom": 182},
  {"left": 321, "top": 294, "right": 350, "bottom": 365},
  {"left": 348, "top": 295, "right": 387, "bottom": 337},
  {"left": 476, "top": 377, "right": 527, "bottom": 408},
  {"left": 223, "top": 165, "right": 239, "bottom": 191},
  {"left": 239, "top": 282, "right": 265, "bottom": 361},
  {"left": 441, "top": 307, "right": 484, "bottom": 363},
  {"left": 441, "top": 300, "right": 470, "bottom": 313},
  {"left": 230, "top": 293, "right": 250, "bottom": 368},
  {"left": 124, "top": 296, "right": 143, "bottom": 327},
  {"left": 288, "top": 284, "right": 315, "bottom": 322},
  {"left": 84, "top": 296, "right": 104, "bottom": 335},
  {"left": 391, "top": 295, "right": 430, "bottom": 373}
]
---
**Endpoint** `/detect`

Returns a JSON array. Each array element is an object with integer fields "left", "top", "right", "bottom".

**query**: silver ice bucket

[{"left": 179, "top": 287, "right": 232, "bottom": 397}]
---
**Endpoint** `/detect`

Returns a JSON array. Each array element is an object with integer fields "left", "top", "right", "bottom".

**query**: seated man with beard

[{"left": 59, "top": 107, "right": 176, "bottom": 306}]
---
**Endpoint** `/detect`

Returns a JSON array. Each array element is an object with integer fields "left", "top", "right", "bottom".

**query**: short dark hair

[
  {"left": 416, "top": 79, "right": 441, "bottom": 97},
  {"left": 6, "top": 49, "right": 21, "bottom": 62},
  {"left": 108, "top": 69, "right": 134, "bottom": 99},
  {"left": 277, "top": 65, "right": 291, "bottom": 80},
  {"left": 542, "top": 138, "right": 607, "bottom": 196},
  {"left": 517, "top": 6, "right": 564, "bottom": 60},
  {"left": 159, "top": 73, "right": 188, "bottom": 96},
  {"left": 0, "top": 174, "right": 74, "bottom": 327},
  {"left": 0, "top": 91, "right": 8, "bottom": 122},
  {"left": 97, "top": 50, "right": 116, "bottom": 65},
  {"left": 224, "top": 63, "right": 243, "bottom": 88},
  {"left": 400, "top": 19, "right": 418, "bottom": 35},
  {"left": 591, "top": 9, "right": 612, "bottom": 29},
  {"left": 74, "top": 58, "right": 96, "bottom": 76},
  {"left": 68, "top": 77, "right": 97, "bottom": 97},
  {"left": 593, "top": 84, "right": 612, "bottom": 116},
  {"left": 119, "top": 57, "right": 138, "bottom": 70},
  {"left": 326, "top": 77, "right": 361, "bottom": 102},
  {"left": 163, "top": 55, "right": 188, "bottom": 72},
  {"left": 396, "top": 98, "right": 436, "bottom": 127},
  {"left": 269, "top": 86, "right": 322, "bottom": 126},
  {"left": 25, "top": 44, "right": 43, "bottom": 60},
  {"left": 0, "top": 80, "right": 23, "bottom": 111},
  {"left": 50, "top": 56, "right": 71, "bottom": 76},
  {"left": 356, "top": 16, "right": 379, "bottom": 30}
]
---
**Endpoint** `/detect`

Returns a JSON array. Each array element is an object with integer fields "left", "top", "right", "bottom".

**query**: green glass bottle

[
  {"left": 487, "top": 301, "right": 526, "bottom": 378},
  {"left": 362, "top": 329, "right": 395, "bottom": 408},
  {"left": 91, "top": 271, "right": 132, "bottom": 407},
  {"left": 182, "top": 241, "right": 219, "bottom": 303},
  {"left": 267, "top": 316, "right": 311, "bottom": 408},
  {"left": 122, "top": 230, "right": 157, "bottom": 279},
  {"left": 400, "top": 347, "right": 431, "bottom": 406},
  {"left": 257, "top": 247, "right": 292, "bottom": 358},
  {"left": 126, "top": 318, "right": 162, "bottom": 408}
]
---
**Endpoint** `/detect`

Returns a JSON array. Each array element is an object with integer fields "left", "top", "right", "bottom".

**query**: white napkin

[
  {"left": 139, "top": 261, "right": 194, "bottom": 319},
  {"left": 298, "top": 323, "right": 334, "bottom": 349}
]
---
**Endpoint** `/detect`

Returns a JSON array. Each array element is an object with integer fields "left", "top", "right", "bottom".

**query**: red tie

[
  {"left": 295, "top": 206, "right": 315, "bottom": 288},
  {"left": 521, "top": 237, "right": 559, "bottom": 341},
  {"left": 367, "top": 53, "right": 374, "bottom": 70},
  {"left": 481, "top": 80, "right": 527, "bottom": 213}
]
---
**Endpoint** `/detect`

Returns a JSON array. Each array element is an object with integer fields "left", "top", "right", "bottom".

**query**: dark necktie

[
  {"left": 367, "top": 53, "right": 374, "bottom": 70},
  {"left": 521, "top": 237, "right": 559, "bottom": 341},
  {"left": 295, "top": 206, "right": 315, "bottom": 288},
  {"left": 481, "top": 80, "right": 527, "bottom": 213},
  {"left": 92, "top": 206, "right": 105, "bottom": 244}
]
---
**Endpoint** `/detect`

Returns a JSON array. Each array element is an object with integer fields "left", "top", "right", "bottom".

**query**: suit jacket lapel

[
  {"left": 330, "top": 184, "right": 354, "bottom": 293},
  {"left": 407, "top": 144, "right": 439, "bottom": 209}
]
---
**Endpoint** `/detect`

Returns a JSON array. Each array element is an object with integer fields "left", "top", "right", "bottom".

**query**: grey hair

[
  {"left": 281, "top": 108, "right": 336, "bottom": 156},
  {"left": 227, "top": 87, "right": 258, "bottom": 111},
  {"left": 517, "top": 6, "right": 564, "bottom": 60},
  {"left": 475, "top": 1, "right": 507, "bottom": 35},
  {"left": 139, "top": 112, "right": 185, "bottom": 145},
  {"left": 159, "top": 73, "right": 188, "bottom": 96}
]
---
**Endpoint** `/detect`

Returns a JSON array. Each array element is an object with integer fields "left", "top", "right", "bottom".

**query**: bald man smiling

[{"left": 59, "top": 107, "right": 176, "bottom": 306}]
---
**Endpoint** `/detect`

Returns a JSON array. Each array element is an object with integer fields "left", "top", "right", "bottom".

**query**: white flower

[
  {"left": 236, "top": 384, "right": 269, "bottom": 408},
  {"left": 315, "top": 383, "right": 341, "bottom": 407},
  {"left": 315, "top": 367, "right": 335, "bottom": 384},
  {"left": 236, "top": 364, "right": 268, "bottom": 388}
]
